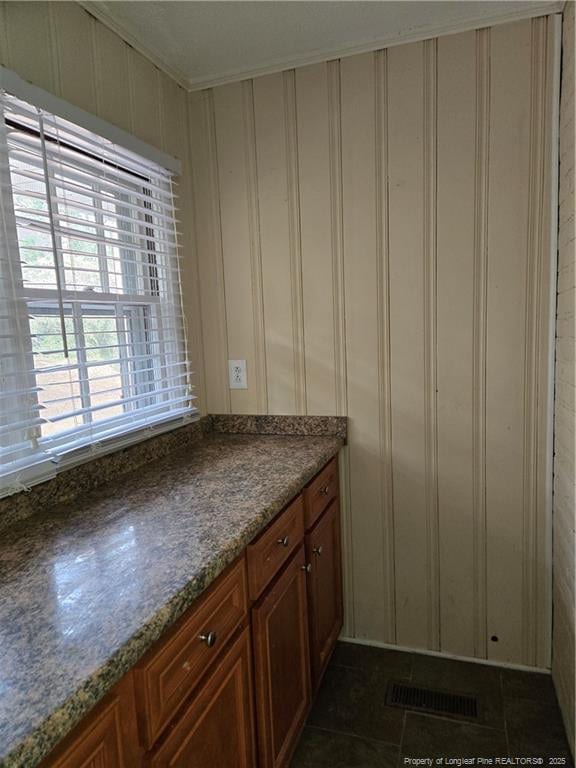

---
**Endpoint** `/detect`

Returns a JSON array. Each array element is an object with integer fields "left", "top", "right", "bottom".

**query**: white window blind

[{"left": 0, "top": 92, "right": 196, "bottom": 496}]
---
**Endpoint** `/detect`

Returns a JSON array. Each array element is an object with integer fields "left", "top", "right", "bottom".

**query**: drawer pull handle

[
  {"left": 313, "top": 546, "right": 323, "bottom": 556},
  {"left": 198, "top": 631, "right": 218, "bottom": 648},
  {"left": 277, "top": 536, "right": 289, "bottom": 547},
  {"left": 301, "top": 563, "right": 312, "bottom": 573},
  {"left": 319, "top": 485, "right": 330, "bottom": 496}
]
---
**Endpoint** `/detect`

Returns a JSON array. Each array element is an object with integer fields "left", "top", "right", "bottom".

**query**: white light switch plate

[{"left": 228, "top": 359, "right": 247, "bottom": 389}]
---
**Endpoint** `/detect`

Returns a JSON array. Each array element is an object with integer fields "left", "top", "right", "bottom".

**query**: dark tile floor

[{"left": 291, "top": 641, "right": 574, "bottom": 768}]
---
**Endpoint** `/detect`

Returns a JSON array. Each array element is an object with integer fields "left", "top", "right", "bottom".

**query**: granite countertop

[{"left": 0, "top": 428, "right": 343, "bottom": 767}]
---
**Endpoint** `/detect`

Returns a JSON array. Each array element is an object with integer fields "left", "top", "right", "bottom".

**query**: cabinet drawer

[
  {"left": 247, "top": 495, "right": 304, "bottom": 601},
  {"left": 149, "top": 628, "right": 256, "bottom": 768},
  {"left": 135, "top": 557, "right": 248, "bottom": 749},
  {"left": 303, "top": 457, "right": 339, "bottom": 531}
]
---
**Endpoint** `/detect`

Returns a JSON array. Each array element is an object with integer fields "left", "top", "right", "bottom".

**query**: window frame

[{"left": 0, "top": 89, "right": 195, "bottom": 495}]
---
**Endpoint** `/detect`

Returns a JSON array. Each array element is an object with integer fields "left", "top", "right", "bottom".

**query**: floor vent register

[{"left": 386, "top": 681, "right": 479, "bottom": 720}]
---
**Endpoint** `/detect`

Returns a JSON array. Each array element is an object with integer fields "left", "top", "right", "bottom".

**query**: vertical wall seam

[
  {"left": 127, "top": 46, "right": 136, "bottom": 138},
  {"left": 242, "top": 79, "right": 268, "bottom": 414},
  {"left": 158, "top": 69, "right": 168, "bottom": 154},
  {"left": 328, "top": 60, "right": 347, "bottom": 419},
  {"left": 88, "top": 14, "right": 101, "bottom": 117},
  {"left": 423, "top": 38, "right": 441, "bottom": 652},
  {"left": 47, "top": 4, "right": 61, "bottom": 97},
  {"left": 375, "top": 49, "right": 397, "bottom": 644},
  {"left": 385, "top": 57, "right": 398, "bottom": 648},
  {"left": 0, "top": 3, "right": 9, "bottom": 67},
  {"left": 542, "top": 11, "right": 561, "bottom": 673},
  {"left": 206, "top": 90, "right": 232, "bottom": 413},
  {"left": 537, "top": 14, "right": 554, "bottom": 670},
  {"left": 472, "top": 27, "right": 490, "bottom": 660},
  {"left": 521, "top": 16, "right": 538, "bottom": 667},
  {"left": 338, "top": 445, "right": 355, "bottom": 637},
  {"left": 328, "top": 59, "right": 354, "bottom": 636},
  {"left": 283, "top": 70, "right": 307, "bottom": 414},
  {"left": 154, "top": 66, "right": 163, "bottom": 151},
  {"left": 522, "top": 16, "right": 548, "bottom": 667}
]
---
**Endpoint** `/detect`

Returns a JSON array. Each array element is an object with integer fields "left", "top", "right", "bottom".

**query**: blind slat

[
  {"left": 5, "top": 123, "right": 175, "bottom": 184},
  {"left": 14, "top": 205, "right": 180, "bottom": 240},
  {"left": 42, "top": 403, "right": 195, "bottom": 455},
  {"left": 42, "top": 373, "right": 189, "bottom": 405},
  {"left": 2, "top": 172, "right": 178, "bottom": 215},
  {"left": 14, "top": 209, "right": 179, "bottom": 246},
  {"left": 15, "top": 218, "right": 178, "bottom": 259},
  {"left": 18, "top": 241, "right": 182, "bottom": 265},
  {"left": 4, "top": 132, "right": 175, "bottom": 196},
  {"left": 5, "top": 148, "right": 176, "bottom": 205},
  {"left": 37, "top": 368, "right": 191, "bottom": 390},
  {"left": 45, "top": 386, "right": 192, "bottom": 424},
  {"left": 11, "top": 183, "right": 181, "bottom": 226}
]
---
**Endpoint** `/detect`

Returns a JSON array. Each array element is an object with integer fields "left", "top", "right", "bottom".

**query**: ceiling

[{"left": 83, "top": 1, "right": 563, "bottom": 91}]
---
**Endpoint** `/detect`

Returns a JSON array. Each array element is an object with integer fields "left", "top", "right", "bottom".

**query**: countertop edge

[{"left": 3, "top": 439, "right": 343, "bottom": 768}]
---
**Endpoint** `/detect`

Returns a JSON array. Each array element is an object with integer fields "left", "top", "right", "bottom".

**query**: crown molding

[
  {"left": 80, "top": 1, "right": 564, "bottom": 93},
  {"left": 80, "top": 1, "right": 190, "bottom": 90}
]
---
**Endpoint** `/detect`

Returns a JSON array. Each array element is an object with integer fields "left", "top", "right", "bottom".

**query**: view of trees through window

[{"left": 8, "top": 123, "right": 169, "bottom": 442}]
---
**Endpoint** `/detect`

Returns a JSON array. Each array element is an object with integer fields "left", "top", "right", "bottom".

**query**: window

[{"left": 0, "top": 92, "right": 195, "bottom": 495}]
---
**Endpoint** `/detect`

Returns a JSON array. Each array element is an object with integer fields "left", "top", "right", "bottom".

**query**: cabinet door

[
  {"left": 42, "top": 675, "right": 141, "bottom": 768},
  {"left": 305, "top": 499, "right": 343, "bottom": 690},
  {"left": 252, "top": 547, "right": 311, "bottom": 768},
  {"left": 149, "top": 628, "right": 256, "bottom": 768}
]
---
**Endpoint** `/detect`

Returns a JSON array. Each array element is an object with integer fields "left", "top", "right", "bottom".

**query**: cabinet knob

[
  {"left": 301, "top": 563, "right": 312, "bottom": 573},
  {"left": 319, "top": 485, "right": 330, "bottom": 496},
  {"left": 277, "top": 536, "right": 289, "bottom": 547},
  {"left": 313, "top": 546, "right": 323, "bottom": 556},
  {"left": 199, "top": 631, "right": 218, "bottom": 648}
]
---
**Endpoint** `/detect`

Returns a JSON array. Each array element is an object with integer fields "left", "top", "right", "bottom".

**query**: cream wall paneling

[
  {"left": 0, "top": 1, "right": 206, "bottom": 413},
  {"left": 191, "top": 15, "right": 560, "bottom": 668},
  {"left": 0, "top": 0, "right": 558, "bottom": 671}
]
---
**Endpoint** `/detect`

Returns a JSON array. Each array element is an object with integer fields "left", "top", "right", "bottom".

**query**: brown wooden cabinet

[
  {"left": 148, "top": 628, "right": 256, "bottom": 768},
  {"left": 252, "top": 546, "right": 311, "bottom": 768},
  {"left": 134, "top": 557, "right": 248, "bottom": 749},
  {"left": 42, "top": 675, "right": 142, "bottom": 768},
  {"left": 41, "top": 454, "right": 342, "bottom": 768},
  {"left": 305, "top": 498, "right": 343, "bottom": 689}
]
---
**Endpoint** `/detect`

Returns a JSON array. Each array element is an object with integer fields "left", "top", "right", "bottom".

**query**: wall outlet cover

[{"left": 228, "top": 359, "right": 247, "bottom": 389}]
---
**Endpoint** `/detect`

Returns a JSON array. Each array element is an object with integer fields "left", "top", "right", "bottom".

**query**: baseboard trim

[{"left": 339, "top": 635, "right": 551, "bottom": 675}]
